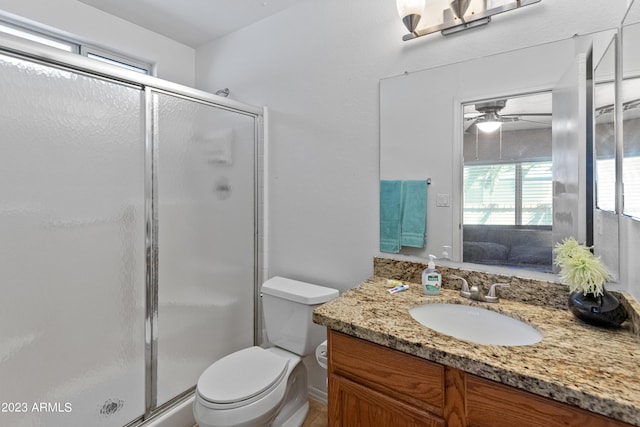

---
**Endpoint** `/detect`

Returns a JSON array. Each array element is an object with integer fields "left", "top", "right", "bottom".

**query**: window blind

[
  {"left": 624, "top": 156, "right": 640, "bottom": 218},
  {"left": 464, "top": 161, "right": 552, "bottom": 226}
]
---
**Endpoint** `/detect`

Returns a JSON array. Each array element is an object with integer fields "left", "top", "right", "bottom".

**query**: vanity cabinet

[{"left": 327, "top": 330, "right": 634, "bottom": 427}]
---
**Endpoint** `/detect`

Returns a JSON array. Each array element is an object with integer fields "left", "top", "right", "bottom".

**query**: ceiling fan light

[
  {"left": 476, "top": 120, "right": 502, "bottom": 133},
  {"left": 476, "top": 110, "right": 503, "bottom": 132}
]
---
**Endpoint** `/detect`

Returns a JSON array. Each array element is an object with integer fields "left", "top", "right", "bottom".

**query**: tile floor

[{"left": 302, "top": 399, "right": 328, "bottom": 427}]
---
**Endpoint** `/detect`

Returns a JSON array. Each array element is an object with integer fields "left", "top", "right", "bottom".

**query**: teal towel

[
  {"left": 400, "top": 180, "right": 427, "bottom": 248},
  {"left": 380, "top": 180, "right": 401, "bottom": 253}
]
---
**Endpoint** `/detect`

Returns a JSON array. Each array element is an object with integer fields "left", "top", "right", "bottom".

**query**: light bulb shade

[
  {"left": 476, "top": 111, "right": 503, "bottom": 132},
  {"left": 449, "top": 0, "right": 472, "bottom": 20},
  {"left": 396, "top": 0, "right": 425, "bottom": 18},
  {"left": 476, "top": 120, "right": 502, "bottom": 133},
  {"left": 396, "top": 0, "right": 425, "bottom": 32}
]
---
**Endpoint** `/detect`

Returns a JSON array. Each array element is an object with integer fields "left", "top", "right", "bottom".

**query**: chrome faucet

[{"left": 449, "top": 275, "right": 509, "bottom": 303}]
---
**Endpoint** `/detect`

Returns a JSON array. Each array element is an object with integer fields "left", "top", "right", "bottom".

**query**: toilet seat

[{"left": 197, "top": 346, "right": 289, "bottom": 410}]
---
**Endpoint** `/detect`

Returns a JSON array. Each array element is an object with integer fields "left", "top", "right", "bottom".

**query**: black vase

[{"left": 568, "top": 288, "right": 628, "bottom": 327}]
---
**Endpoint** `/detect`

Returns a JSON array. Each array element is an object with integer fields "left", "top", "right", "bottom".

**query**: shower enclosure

[{"left": 0, "top": 36, "right": 262, "bottom": 427}]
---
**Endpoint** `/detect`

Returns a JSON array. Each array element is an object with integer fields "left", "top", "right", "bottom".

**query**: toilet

[{"left": 193, "top": 276, "right": 339, "bottom": 427}]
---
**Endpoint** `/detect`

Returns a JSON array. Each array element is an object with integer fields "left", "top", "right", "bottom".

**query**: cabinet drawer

[
  {"left": 328, "top": 330, "right": 445, "bottom": 415},
  {"left": 466, "top": 374, "right": 634, "bottom": 427}
]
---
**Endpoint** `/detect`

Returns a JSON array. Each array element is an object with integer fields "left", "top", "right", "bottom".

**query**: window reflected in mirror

[
  {"left": 462, "top": 92, "right": 553, "bottom": 272},
  {"left": 594, "top": 38, "right": 616, "bottom": 213},
  {"left": 622, "top": 17, "right": 640, "bottom": 219},
  {"left": 622, "top": 78, "right": 640, "bottom": 218}
]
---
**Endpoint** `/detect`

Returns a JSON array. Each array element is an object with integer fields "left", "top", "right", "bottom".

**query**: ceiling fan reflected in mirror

[{"left": 464, "top": 96, "right": 552, "bottom": 133}]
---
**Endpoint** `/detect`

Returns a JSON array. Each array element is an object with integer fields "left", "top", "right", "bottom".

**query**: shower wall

[{"left": 0, "top": 45, "right": 259, "bottom": 426}]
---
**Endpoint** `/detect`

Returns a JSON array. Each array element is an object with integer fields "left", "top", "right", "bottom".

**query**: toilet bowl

[
  {"left": 193, "top": 347, "right": 304, "bottom": 427},
  {"left": 193, "top": 277, "right": 338, "bottom": 427}
]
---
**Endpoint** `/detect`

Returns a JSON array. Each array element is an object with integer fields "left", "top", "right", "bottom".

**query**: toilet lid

[{"left": 197, "top": 346, "right": 289, "bottom": 405}]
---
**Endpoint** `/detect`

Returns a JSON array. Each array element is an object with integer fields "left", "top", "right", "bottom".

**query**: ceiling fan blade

[
  {"left": 623, "top": 98, "right": 640, "bottom": 110},
  {"left": 464, "top": 113, "right": 483, "bottom": 120},
  {"left": 464, "top": 117, "right": 478, "bottom": 132},
  {"left": 499, "top": 116, "right": 519, "bottom": 123},
  {"left": 501, "top": 113, "right": 552, "bottom": 117},
  {"left": 515, "top": 118, "right": 551, "bottom": 126}
]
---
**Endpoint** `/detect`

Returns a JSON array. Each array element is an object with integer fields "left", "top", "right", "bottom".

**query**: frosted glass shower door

[
  {"left": 154, "top": 91, "right": 256, "bottom": 406},
  {"left": 0, "top": 54, "right": 146, "bottom": 426}
]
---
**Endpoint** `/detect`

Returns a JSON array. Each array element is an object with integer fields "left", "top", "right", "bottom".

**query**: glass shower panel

[
  {"left": 0, "top": 54, "right": 146, "bottom": 426},
  {"left": 154, "top": 92, "right": 256, "bottom": 406}
]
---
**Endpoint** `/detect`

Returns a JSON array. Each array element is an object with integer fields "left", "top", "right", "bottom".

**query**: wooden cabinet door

[
  {"left": 466, "top": 375, "right": 634, "bottom": 427},
  {"left": 328, "top": 374, "right": 445, "bottom": 427}
]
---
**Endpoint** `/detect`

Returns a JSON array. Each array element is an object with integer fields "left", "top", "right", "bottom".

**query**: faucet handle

[
  {"left": 485, "top": 283, "right": 510, "bottom": 302},
  {"left": 450, "top": 275, "right": 471, "bottom": 298}
]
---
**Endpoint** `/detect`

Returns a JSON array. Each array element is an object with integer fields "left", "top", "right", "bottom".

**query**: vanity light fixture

[{"left": 397, "top": 0, "right": 542, "bottom": 41}]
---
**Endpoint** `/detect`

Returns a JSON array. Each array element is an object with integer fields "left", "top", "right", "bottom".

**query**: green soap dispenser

[{"left": 422, "top": 254, "right": 442, "bottom": 295}]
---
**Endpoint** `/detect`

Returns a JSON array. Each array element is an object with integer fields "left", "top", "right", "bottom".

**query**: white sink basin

[{"left": 409, "top": 303, "right": 543, "bottom": 346}]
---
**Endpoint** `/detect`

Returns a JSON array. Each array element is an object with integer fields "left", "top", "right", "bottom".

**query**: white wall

[
  {"left": 195, "top": 0, "right": 629, "bottom": 292},
  {"left": 0, "top": 0, "right": 195, "bottom": 86}
]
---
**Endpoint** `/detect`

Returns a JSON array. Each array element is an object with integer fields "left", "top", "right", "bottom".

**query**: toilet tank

[{"left": 261, "top": 277, "right": 339, "bottom": 356}]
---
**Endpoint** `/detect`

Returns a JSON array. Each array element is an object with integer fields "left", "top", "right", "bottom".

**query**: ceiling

[{"left": 79, "top": 0, "right": 298, "bottom": 48}]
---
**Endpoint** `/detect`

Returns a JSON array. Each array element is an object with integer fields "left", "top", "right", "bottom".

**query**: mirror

[
  {"left": 622, "top": 1, "right": 640, "bottom": 219},
  {"left": 593, "top": 36, "right": 620, "bottom": 279},
  {"left": 380, "top": 30, "right": 619, "bottom": 277}
]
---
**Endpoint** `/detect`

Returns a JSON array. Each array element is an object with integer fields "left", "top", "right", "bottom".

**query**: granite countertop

[{"left": 313, "top": 276, "right": 640, "bottom": 426}]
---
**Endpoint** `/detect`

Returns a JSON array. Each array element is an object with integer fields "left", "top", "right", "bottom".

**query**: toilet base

[{"left": 270, "top": 348, "right": 308, "bottom": 426}]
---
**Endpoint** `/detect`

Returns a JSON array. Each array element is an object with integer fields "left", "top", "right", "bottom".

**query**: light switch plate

[{"left": 436, "top": 193, "right": 450, "bottom": 207}]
